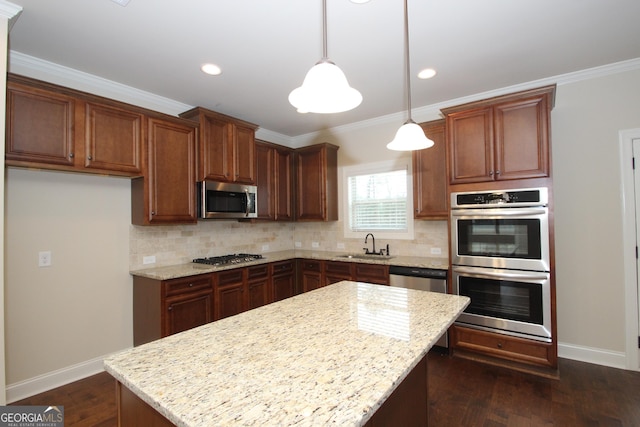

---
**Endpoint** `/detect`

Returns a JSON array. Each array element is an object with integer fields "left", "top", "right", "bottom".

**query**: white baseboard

[
  {"left": 5, "top": 355, "right": 108, "bottom": 403},
  {"left": 558, "top": 341, "right": 628, "bottom": 370}
]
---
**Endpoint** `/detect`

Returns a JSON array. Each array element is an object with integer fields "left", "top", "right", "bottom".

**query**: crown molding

[
  {"left": 0, "top": 0, "right": 22, "bottom": 29},
  {"left": 9, "top": 50, "right": 640, "bottom": 147}
]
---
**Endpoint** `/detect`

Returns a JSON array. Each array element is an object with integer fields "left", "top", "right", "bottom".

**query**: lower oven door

[{"left": 452, "top": 265, "right": 552, "bottom": 342}]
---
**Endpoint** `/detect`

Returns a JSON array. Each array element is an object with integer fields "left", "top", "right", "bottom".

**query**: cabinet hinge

[
  {"left": 636, "top": 246, "right": 639, "bottom": 259},
  {"left": 638, "top": 336, "right": 640, "bottom": 349}
]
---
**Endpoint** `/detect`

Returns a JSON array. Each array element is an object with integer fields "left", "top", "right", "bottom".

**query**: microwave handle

[
  {"left": 454, "top": 266, "right": 549, "bottom": 281},
  {"left": 451, "top": 207, "right": 547, "bottom": 217},
  {"left": 245, "top": 190, "right": 250, "bottom": 217}
]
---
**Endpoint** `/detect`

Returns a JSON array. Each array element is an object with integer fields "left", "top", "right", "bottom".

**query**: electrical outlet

[
  {"left": 143, "top": 255, "right": 156, "bottom": 265},
  {"left": 312, "top": 242, "right": 319, "bottom": 248},
  {"left": 337, "top": 242, "right": 345, "bottom": 249},
  {"left": 295, "top": 241, "right": 302, "bottom": 248},
  {"left": 262, "top": 244, "right": 270, "bottom": 251},
  {"left": 430, "top": 247, "right": 442, "bottom": 255},
  {"left": 38, "top": 251, "right": 52, "bottom": 267}
]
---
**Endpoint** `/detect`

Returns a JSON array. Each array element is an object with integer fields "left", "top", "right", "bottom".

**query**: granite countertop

[
  {"left": 131, "top": 250, "right": 450, "bottom": 281},
  {"left": 104, "top": 281, "right": 470, "bottom": 427}
]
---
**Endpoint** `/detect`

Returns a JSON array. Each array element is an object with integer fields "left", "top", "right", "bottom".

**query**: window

[{"left": 343, "top": 160, "right": 414, "bottom": 240}]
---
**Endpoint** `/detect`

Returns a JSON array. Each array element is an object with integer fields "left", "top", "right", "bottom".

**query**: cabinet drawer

[
  {"left": 272, "top": 260, "right": 294, "bottom": 275},
  {"left": 247, "top": 264, "right": 269, "bottom": 280},
  {"left": 164, "top": 275, "right": 212, "bottom": 297},
  {"left": 325, "top": 261, "right": 352, "bottom": 276},
  {"left": 301, "top": 260, "right": 322, "bottom": 272},
  {"left": 451, "top": 325, "right": 555, "bottom": 367},
  {"left": 354, "top": 263, "right": 389, "bottom": 284},
  {"left": 217, "top": 269, "right": 244, "bottom": 287}
]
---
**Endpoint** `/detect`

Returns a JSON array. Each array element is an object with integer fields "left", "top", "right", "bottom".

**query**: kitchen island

[{"left": 104, "top": 281, "right": 469, "bottom": 426}]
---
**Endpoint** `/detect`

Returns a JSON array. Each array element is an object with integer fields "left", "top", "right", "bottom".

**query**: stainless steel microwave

[{"left": 198, "top": 181, "right": 257, "bottom": 219}]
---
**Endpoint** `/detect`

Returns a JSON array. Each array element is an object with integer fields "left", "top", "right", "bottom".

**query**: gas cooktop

[{"left": 192, "top": 253, "right": 264, "bottom": 266}]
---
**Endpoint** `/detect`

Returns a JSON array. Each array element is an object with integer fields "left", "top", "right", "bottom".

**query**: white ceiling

[{"left": 6, "top": 0, "right": 640, "bottom": 139}]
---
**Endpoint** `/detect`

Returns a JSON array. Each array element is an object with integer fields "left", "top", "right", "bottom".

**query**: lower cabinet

[
  {"left": 300, "top": 259, "right": 323, "bottom": 292},
  {"left": 247, "top": 264, "right": 271, "bottom": 309},
  {"left": 272, "top": 260, "right": 296, "bottom": 301},
  {"left": 325, "top": 261, "right": 353, "bottom": 286},
  {"left": 214, "top": 269, "right": 246, "bottom": 320},
  {"left": 133, "top": 274, "right": 213, "bottom": 346}
]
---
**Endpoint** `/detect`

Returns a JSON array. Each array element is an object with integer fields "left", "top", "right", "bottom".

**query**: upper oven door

[{"left": 451, "top": 206, "right": 550, "bottom": 272}]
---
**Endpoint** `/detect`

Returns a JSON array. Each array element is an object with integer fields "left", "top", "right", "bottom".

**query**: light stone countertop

[
  {"left": 130, "top": 250, "right": 449, "bottom": 281},
  {"left": 104, "top": 281, "right": 469, "bottom": 427}
]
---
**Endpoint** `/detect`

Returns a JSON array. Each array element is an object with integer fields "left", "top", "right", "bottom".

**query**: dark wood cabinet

[
  {"left": 300, "top": 259, "right": 323, "bottom": 292},
  {"left": 443, "top": 85, "right": 555, "bottom": 186},
  {"left": 324, "top": 261, "right": 353, "bottom": 286},
  {"left": 247, "top": 264, "right": 271, "bottom": 310},
  {"left": 6, "top": 74, "right": 143, "bottom": 176},
  {"left": 131, "top": 116, "right": 198, "bottom": 225},
  {"left": 354, "top": 263, "right": 389, "bottom": 285},
  {"left": 272, "top": 260, "right": 296, "bottom": 301},
  {"left": 413, "top": 120, "right": 448, "bottom": 219},
  {"left": 180, "top": 107, "right": 257, "bottom": 184},
  {"left": 295, "top": 143, "right": 339, "bottom": 221},
  {"left": 133, "top": 274, "right": 213, "bottom": 346},
  {"left": 214, "top": 269, "right": 246, "bottom": 320},
  {"left": 255, "top": 140, "right": 294, "bottom": 221}
]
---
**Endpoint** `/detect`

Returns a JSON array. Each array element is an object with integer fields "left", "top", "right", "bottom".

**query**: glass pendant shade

[
  {"left": 289, "top": 60, "right": 363, "bottom": 114},
  {"left": 387, "top": 120, "right": 434, "bottom": 151}
]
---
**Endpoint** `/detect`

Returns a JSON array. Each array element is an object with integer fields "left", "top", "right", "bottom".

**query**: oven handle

[
  {"left": 451, "top": 207, "right": 547, "bottom": 217},
  {"left": 453, "top": 266, "right": 549, "bottom": 280}
]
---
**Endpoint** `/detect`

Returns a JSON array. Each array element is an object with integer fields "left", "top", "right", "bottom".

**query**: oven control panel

[{"left": 451, "top": 187, "right": 548, "bottom": 208}]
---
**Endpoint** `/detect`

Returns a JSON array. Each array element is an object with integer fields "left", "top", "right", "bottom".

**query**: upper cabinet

[
  {"left": 413, "top": 120, "right": 448, "bottom": 219},
  {"left": 255, "top": 140, "right": 293, "bottom": 221},
  {"left": 6, "top": 74, "right": 143, "bottom": 176},
  {"left": 179, "top": 107, "right": 258, "bottom": 184},
  {"left": 131, "top": 116, "right": 198, "bottom": 225},
  {"left": 442, "top": 85, "right": 555, "bottom": 186},
  {"left": 295, "top": 143, "right": 339, "bottom": 222}
]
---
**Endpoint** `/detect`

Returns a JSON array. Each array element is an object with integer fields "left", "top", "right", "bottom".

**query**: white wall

[
  {"left": 5, "top": 169, "right": 132, "bottom": 395},
  {"left": 551, "top": 69, "right": 640, "bottom": 364}
]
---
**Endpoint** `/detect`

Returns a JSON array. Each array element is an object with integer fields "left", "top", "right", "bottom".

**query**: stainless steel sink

[{"left": 336, "top": 254, "right": 394, "bottom": 260}]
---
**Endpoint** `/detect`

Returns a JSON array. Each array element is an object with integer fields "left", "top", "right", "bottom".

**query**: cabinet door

[
  {"left": 301, "top": 259, "right": 323, "bottom": 292},
  {"left": 6, "top": 82, "right": 76, "bottom": 166},
  {"left": 295, "top": 144, "right": 339, "bottom": 221},
  {"left": 272, "top": 261, "right": 295, "bottom": 301},
  {"left": 275, "top": 146, "right": 294, "bottom": 221},
  {"left": 255, "top": 142, "right": 275, "bottom": 220},
  {"left": 200, "top": 115, "right": 231, "bottom": 181},
  {"left": 248, "top": 277, "right": 271, "bottom": 310},
  {"left": 413, "top": 120, "right": 448, "bottom": 219},
  {"left": 84, "top": 102, "right": 143, "bottom": 174},
  {"left": 447, "top": 107, "right": 494, "bottom": 184},
  {"left": 354, "top": 263, "right": 389, "bottom": 285},
  {"left": 141, "top": 117, "right": 197, "bottom": 224},
  {"left": 215, "top": 269, "right": 246, "bottom": 320},
  {"left": 233, "top": 124, "right": 256, "bottom": 184},
  {"left": 164, "top": 289, "right": 213, "bottom": 336},
  {"left": 324, "top": 261, "right": 353, "bottom": 286},
  {"left": 494, "top": 95, "right": 550, "bottom": 181}
]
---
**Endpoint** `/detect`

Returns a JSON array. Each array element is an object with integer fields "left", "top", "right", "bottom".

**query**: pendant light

[
  {"left": 289, "top": 0, "right": 362, "bottom": 114},
  {"left": 387, "top": 0, "right": 434, "bottom": 151}
]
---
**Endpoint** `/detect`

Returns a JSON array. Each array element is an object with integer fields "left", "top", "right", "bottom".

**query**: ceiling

[{"left": 6, "top": 0, "right": 640, "bottom": 139}]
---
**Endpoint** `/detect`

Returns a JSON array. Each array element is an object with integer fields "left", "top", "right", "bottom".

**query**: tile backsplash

[{"left": 130, "top": 220, "right": 448, "bottom": 270}]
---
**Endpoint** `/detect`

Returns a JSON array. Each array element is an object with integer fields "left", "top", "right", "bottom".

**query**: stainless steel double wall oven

[{"left": 450, "top": 187, "right": 552, "bottom": 342}]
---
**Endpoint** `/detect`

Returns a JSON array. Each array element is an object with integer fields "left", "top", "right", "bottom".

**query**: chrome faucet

[{"left": 364, "top": 233, "right": 377, "bottom": 255}]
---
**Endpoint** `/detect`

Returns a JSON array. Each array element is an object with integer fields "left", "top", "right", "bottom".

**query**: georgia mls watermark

[{"left": 0, "top": 406, "right": 64, "bottom": 427}]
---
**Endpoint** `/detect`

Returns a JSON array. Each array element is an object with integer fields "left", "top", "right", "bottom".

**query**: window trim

[{"left": 342, "top": 159, "right": 415, "bottom": 240}]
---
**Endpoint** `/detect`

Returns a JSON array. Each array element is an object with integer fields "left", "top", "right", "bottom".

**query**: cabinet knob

[
  {"left": 496, "top": 170, "right": 501, "bottom": 175},
  {"left": 151, "top": 211, "right": 156, "bottom": 216},
  {"left": 497, "top": 342, "right": 503, "bottom": 349},
  {"left": 69, "top": 153, "right": 74, "bottom": 158},
  {"left": 189, "top": 283, "right": 194, "bottom": 287},
  {"left": 168, "top": 305, "right": 173, "bottom": 311},
  {"left": 87, "top": 155, "right": 93, "bottom": 161},
  {"left": 489, "top": 170, "right": 494, "bottom": 176}
]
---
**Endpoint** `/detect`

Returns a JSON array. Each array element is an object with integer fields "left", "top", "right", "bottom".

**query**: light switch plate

[
  {"left": 143, "top": 255, "right": 156, "bottom": 265},
  {"left": 38, "top": 251, "right": 52, "bottom": 267}
]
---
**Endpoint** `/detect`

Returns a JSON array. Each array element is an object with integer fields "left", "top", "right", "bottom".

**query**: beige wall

[
  {"left": 552, "top": 69, "right": 640, "bottom": 353},
  {"left": 5, "top": 169, "right": 132, "bottom": 384}
]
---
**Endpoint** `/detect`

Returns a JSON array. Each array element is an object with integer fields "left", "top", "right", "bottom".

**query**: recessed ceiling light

[
  {"left": 418, "top": 68, "right": 437, "bottom": 79},
  {"left": 201, "top": 63, "right": 222, "bottom": 76},
  {"left": 350, "top": 0, "right": 371, "bottom": 3},
  {"left": 110, "top": 0, "right": 131, "bottom": 6}
]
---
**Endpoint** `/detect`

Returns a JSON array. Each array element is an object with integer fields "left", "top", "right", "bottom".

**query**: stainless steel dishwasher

[{"left": 389, "top": 265, "right": 449, "bottom": 348}]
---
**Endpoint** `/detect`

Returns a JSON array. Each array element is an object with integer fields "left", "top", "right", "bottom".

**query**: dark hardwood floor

[{"left": 11, "top": 352, "right": 640, "bottom": 426}]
